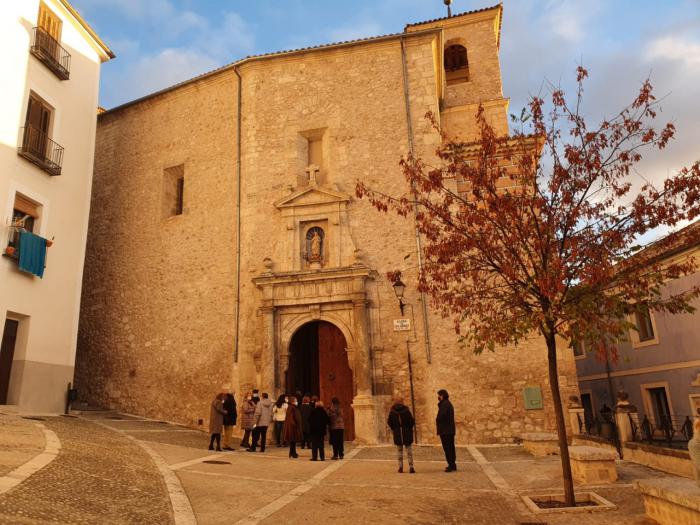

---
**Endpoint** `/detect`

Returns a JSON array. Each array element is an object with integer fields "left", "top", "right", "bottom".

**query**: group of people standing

[
  {"left": 386, "top": 389, "right": 456, "bottom": 473},
  {"left": 210, "top": 389, "right": 345, "bottom": 461},
  {"left": 209, "top": 387, "right": 457, "bottom": 473}
]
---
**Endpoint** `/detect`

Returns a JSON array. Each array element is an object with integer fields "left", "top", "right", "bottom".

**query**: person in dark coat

[
  {"left": 283, "top": 395, "right": 303, "bottom": 458},
  {"left": 436, "top": 389, "right": 457, "bottom": 472},
  {"left": 308, "top": 400, "right": 330, "bottom": 461},
  {"left": 299, "top": 395, "right": 313, "bottom": 449},
  {"left": 222, "top": 390, "right": 237, "bottom": 451},
  {"left": 209, "top": 393, "right": 227, "bottom": 451},
  {"left": 328, "top": 398, "right": 345, "bottom": 460},
  {"left": 387, "top": 397, "right": 415, "bottom": 473}
]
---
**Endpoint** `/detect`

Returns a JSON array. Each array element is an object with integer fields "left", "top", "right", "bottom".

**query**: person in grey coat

[
  {"left": 209, "top": 393, "right": 226, "bottom": 451},
  {"left": 247, "top": 392, "right": 273, "bottom": 452}
]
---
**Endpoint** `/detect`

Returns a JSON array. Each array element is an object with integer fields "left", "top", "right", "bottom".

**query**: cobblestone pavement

[
  {"left": 0, "top": 411, "right": 684, "bottom": 524},
  {"left": 0, "top": 415, "right": 44, "bottom": 477},
  {"left": 0, "top": 414, "right": 173, "bottom": 524}
]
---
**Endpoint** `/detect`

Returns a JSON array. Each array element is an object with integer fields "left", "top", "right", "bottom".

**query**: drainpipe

[
  {"left": 233, "top": 66, "right": 242, "bottom": 363},
  {"left": 400, "top": 35, "right": 432, "bottom": 364}
]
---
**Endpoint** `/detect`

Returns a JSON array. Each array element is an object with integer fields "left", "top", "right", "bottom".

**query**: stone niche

[{"left": 273, "top": 184, "right": 359, "bottom": 272}]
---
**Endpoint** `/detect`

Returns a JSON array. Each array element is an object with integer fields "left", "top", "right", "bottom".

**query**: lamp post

[
  {"left": 392, "top": 278, "right": 406, "bottom": 316},
  {"left": 391, "top": 277, "right": 418, "bottom": 442},
  {"left": 444, "top": 0, "right": 453, "bottom": 17}
]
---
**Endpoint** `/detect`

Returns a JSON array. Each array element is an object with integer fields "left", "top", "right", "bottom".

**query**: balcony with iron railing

[
  {"left": 29, "top": 26, "right": 71, "bottom": 80},
  {"left": 17, "top": 125, "right": 64, "bottom": 176}
]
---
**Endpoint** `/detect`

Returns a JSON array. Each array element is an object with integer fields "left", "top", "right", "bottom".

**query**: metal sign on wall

[
  {"left": 393, "top": 319, "right": 411, "bottom": 331},
  {"left": 522, "top": 385, "right": 544, "bottom": 410}
]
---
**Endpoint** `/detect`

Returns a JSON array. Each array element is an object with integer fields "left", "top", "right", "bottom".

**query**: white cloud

[
  {"left": 541, "top": 0, "right": 606, "bottom": 43},
  {"left": 108, "top": 48, "right": 218, "bottom": 103},
  {"left": 98, "top": 4, "right": 254, "bottom": 107},
  {"left": 646, "top": 36, "right": 700, "bottom": 70}
]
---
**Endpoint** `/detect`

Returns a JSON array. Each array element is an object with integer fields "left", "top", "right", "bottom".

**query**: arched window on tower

[{"left": 444, "top": 44, "right": 469, "bottom": 85}]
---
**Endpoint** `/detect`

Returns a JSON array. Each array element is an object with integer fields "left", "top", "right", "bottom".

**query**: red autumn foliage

[{"left": 356, "top": 67, "right": 700, "bottom": 505}]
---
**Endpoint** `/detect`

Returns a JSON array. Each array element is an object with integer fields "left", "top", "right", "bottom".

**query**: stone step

[{"left": 0, "top": 405, "right": 20, "bottom": 415}]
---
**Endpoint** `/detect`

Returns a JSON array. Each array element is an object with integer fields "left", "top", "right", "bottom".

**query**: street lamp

[{"left": 392, "top": 278, "right": 406, "bottom": 316}]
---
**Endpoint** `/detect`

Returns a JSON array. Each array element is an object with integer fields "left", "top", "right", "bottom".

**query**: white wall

[{"left": 0, "top": 0, "right": 106, "bottom": 412}]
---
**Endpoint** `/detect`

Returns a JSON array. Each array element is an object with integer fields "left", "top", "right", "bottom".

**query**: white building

[{"left": 0, "top": 1, "right": 112, "bottom": 412}]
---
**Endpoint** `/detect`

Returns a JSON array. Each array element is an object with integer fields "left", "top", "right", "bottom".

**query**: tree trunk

[{"left": 545, "top": 331, "right": 576, "bottom": 507}]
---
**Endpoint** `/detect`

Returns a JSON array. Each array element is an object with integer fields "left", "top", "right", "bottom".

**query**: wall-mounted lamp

[{"left": 392, "top": 278, "right": 406, "bottom": 316}]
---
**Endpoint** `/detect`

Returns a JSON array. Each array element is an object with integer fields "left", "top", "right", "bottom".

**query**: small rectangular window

[
  {"left": 162, "top": 164, "right": 185, "bottom": 218},
  {"left": 635, "top": 304, "right": 655, "bottom": 342},
  {"left": 572, "top": 340, "right": 584, "bottom": 357}
]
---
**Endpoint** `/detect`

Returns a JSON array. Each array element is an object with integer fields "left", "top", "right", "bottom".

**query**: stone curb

[{"left": 0, "top": 422, "right": 61, "bottom": 495}]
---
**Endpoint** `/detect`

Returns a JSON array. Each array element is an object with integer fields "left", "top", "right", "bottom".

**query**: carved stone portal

[{"left": 252, "top": 266, "right": 380, "bottom": 444}]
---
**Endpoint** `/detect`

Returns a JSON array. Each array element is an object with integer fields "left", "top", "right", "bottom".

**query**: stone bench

[
  {"left": 569, "top": 445, "right": 617, "bottom": 484},
  {"left": 521, "top": 432, "right": 559, "bottom": 456},
  {"left": 637, "top": 478, "right": 700, "bottom": 525}
]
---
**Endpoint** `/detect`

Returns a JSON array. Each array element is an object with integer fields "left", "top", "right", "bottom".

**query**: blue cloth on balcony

[{"left": 18, "top": 231, "right": 46, "bottom": 278}]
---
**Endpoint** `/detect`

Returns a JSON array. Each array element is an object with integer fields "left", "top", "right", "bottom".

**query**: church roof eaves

[
  {"left": 405, "top": 3, "right": 503, "bottom": 48},
  {"left": 100, "top": 28, "right": 440, "bottom": 116}
]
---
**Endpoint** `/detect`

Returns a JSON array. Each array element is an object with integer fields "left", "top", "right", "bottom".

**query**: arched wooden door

[
  {"left": 287, "top": 321, "right": 355, "bottom": 441},
  {"left": 318, "top": 322, "right": 355, "bottom": 441}
]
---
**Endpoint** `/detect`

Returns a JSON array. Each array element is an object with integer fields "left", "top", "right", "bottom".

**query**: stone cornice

[{"left": 253, "top": 265, "right": 375, "bottom": 288}]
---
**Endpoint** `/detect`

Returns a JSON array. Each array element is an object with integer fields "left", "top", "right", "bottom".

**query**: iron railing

[
  {"left": 18, "top": 125, "right": 64, "bottom": 176},
  {"left": 30, "top": 26, "right": 71, "bottom": 80},
  {"left": 630, "top": 414, "right": 693, "bottom": 449},
  {"left": 576, "top": 410, "right": 622, "bottom": 457}
]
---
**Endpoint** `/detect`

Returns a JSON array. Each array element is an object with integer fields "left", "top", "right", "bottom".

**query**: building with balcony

[
  {"left": 575, "top": 221, "right": 700, "bottom": 440},
  {"left": 0, "top": 1, "right": 113, "bottom": 412}
]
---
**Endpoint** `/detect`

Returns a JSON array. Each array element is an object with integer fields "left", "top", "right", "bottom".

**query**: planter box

[
  {"left": 521, "top": 432, "right": 559, "bottom": 456},
  {"left": 520, "top": 491, "right": 617, "bottom": 514},
  {"left": 569, "top": 445, "right": 618, "bottom": 484},
  {"left": 637, "top": 478, "right": 700, "bottom": 525}
]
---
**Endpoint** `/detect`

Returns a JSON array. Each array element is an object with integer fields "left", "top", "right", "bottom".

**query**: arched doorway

[{"left": 286, "top": 321, "right": 355, "bottom": 440}]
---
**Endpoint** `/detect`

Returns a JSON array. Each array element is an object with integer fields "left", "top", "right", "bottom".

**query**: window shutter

[
  {"left": 14, "top": 194, "right": 40, "bottom": 217},
  {"left": 38, "top": 2, "right": 61, "bottom": 40},
  {"left": 26, "top": 94, "right": 51, "bottom": 134}
]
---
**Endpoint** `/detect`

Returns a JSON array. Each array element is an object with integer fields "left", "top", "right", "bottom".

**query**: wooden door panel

[
  {"left": 318, "top": 322, "right": 355, "bottom": 440},
  {"left": 0, "top": 320, "right": 19, "bottom": 405}
]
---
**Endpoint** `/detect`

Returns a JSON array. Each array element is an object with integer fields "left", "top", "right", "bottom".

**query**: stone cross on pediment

[{"left": 305, "top": 164, "right": 320, "bottom": 186}]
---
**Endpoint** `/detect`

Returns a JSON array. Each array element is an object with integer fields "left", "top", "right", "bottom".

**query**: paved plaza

[{"left": 0, "top": 411, "right": 671, "bottom": 524}]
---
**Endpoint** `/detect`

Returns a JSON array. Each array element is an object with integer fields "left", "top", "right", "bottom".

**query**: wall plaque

[
  {"left": 523, "top": 385, "right": 544, "bottom": 410},
  {"left": 393, "top": 319, "right": 411, "bottom": 331}
]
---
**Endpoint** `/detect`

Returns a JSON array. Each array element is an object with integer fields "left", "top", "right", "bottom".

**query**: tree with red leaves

[{"left": 356, "top": 68, "right": 700, "bottom": 506}]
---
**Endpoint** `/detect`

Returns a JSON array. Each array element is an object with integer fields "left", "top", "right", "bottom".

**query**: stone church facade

[{"left": 75, "top": 5, "right": 580, "bottom": 444}]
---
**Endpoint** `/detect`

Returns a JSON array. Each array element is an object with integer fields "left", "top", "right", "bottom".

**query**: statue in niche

[{"left": 306, "top": 227, "right": 324, "bottom": 268}]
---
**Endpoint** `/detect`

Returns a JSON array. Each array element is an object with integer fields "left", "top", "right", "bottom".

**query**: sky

[{"left": 73, "top": 0, "right": 700, "bottom": 238}]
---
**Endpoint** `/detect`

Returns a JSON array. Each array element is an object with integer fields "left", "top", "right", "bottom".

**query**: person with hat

[{"left": 222, "top": 387, "right": 237, "bottom": 451}]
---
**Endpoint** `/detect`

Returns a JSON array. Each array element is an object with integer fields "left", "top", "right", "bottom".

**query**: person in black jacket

[
  {"left": 299, "top": 395, "right": 313, "bottom": 449},
  {"left": 387, "top": 397, "right": 415, "bottom": 473},
  {"left": 436, "top": 389, "right": 457, "bottom": 472},
  {"left": 222, "top": 390, "right": 237, "bottom": 451},
  {"left": 308, "top": 400, "right": 330, "bottom": 461}
]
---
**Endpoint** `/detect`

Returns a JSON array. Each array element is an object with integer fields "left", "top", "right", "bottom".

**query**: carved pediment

[{"left": 274, "top": 185, "right": 350, "bottom": 210}]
